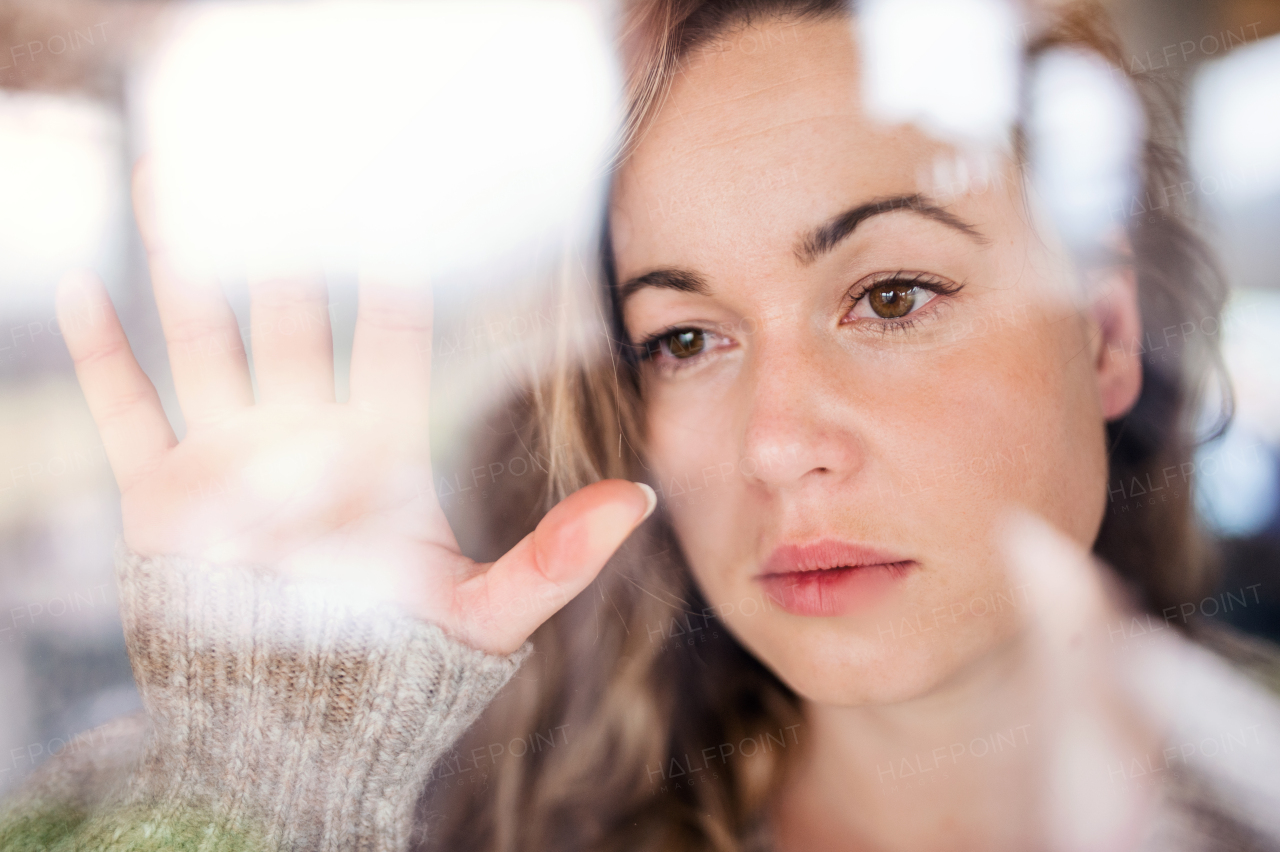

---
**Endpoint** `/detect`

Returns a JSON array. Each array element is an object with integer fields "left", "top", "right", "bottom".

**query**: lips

[
  {"left": 760, "top": 540, "right": 911, "bottom": 576},
  {"left": 756, "top": 539, "right": 915, "bottom": 617}
]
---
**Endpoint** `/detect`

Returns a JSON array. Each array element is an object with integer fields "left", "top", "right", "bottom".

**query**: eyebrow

[
  {"left": 614, "top": 193, "right": 985, "bottom": 307},
  {"left": 795, "top": 194, "right": 987, "bottom": 264},
  {"left": 615, "top": 267, "right": 709, "bottom": 306}
]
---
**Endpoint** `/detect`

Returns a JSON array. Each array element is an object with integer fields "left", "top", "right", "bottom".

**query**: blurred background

[{"left": 0, "top": 0, "right": 1278, "bottom": 794}]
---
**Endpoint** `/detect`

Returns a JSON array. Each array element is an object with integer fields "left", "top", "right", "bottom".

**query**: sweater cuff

[{"left": 115, "top": 540, "right": 531, "bottom": 852}]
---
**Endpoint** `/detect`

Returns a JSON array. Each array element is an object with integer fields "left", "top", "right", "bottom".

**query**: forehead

[{"left": 611, "top": 16, "right": 963, "bottom": 274}]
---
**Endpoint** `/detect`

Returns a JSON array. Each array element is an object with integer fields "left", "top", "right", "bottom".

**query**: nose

[{"left": 738, "top": 337, "right": 864, "bottom": 488}]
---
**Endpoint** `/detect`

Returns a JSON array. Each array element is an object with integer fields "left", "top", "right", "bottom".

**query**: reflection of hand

[
  {"left": 1003, "top": 514, "right": 1169, "bottom": 852},
  {"left": 56, "top": 161, "right": 654, "bottom": 656}
]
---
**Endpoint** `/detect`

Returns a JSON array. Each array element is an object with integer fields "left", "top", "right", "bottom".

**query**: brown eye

[
  {"left": 867, "top": 283, "right": 919, "bottom": 319},
  {"left": 845, "top": 273, "right": 960, "bottom": 326},
  {"left": 663, "top": 329, "right": 706, "bottom": 358}
]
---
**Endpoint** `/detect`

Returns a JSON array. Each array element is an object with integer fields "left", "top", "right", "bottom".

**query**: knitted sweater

[
  {"left": 4, "top": 544, "right": 1280, "bottom": 851},
  {"left": 0, "top": 543, "right": 531, "bottom": 852}
]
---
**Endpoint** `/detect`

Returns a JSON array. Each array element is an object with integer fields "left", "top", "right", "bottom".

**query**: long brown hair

[{"left": 420, "top": 2, "right": 1231, "bottom": 850}]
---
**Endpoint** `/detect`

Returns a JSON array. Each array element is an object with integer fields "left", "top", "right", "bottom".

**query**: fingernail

[{"left": 634, "top": 482, "right": 657, "bottom": 522}]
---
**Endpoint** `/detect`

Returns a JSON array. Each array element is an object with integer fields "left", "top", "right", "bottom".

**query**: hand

[
  {"left": 56, "top": 161, "right": 654, "bottom": 656},
  {"left": 1002, "top": 513, "right": 1170, "bottom": 852}
]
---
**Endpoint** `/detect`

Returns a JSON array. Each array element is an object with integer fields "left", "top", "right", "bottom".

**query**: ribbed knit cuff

[{"left": 115, "top": 541, "right": 531, "bottom": 852}]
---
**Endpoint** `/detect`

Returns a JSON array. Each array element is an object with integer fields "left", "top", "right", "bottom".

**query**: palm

[
  {"left": 124, "top": 407, "right": 427, "bottom": 552},
  {"left": 58, "top": 163, "right": 652, "bottom": 655}
]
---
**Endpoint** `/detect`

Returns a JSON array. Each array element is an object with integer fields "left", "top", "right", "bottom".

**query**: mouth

[
  {"left": 758, "top": 539, "right": 912, "bottom": 576},
  {"left": 755, "top": 539, "right": 915, "bottom": 617}
]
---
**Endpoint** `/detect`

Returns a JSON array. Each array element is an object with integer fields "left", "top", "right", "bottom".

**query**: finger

[
  {"left": 133, "top": 159, "right": 254, "bottom": 426},
  {"left": 1000, "top": 512, "right": 1161, "bottom": 852},
  {"left": 57, "top": 270, "right": 177, "bottom": 492},
  {"left": 247, "top": 271, "right": 335, "bottom": 404},
  {"left": 1002, "top": 512, "right": 1118, "bottom": 665},
  {"left": 349, "top": 273, "right": 432, "bottom": 425},
  {"left": 452, "top": 479, "right": 657, "bottom": 655}
]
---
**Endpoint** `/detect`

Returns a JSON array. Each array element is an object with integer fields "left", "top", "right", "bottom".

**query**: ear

[{"left": 1086, "top": 264, "right": 1143, "bottom": 421}]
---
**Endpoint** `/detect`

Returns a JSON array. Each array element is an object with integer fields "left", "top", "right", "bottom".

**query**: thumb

[{"left": 450, "top": 479, "right": 656, "bottom": 655}]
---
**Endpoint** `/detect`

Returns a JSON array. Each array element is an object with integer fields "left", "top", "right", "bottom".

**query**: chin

[{"left": 723, "top": 605, "right": 1025, "bottom": 708}]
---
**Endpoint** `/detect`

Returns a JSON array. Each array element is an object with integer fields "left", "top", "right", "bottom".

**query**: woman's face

[{"left": 610, "top": 16, "right": 1143, "bottom": 706}]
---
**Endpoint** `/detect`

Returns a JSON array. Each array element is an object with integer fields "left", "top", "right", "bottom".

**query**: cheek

[
  {"left": 975, "top": 309, "right": 1108, "bottom": 538},
  {"left": 848, "top": 315, "right": 1109, "bottom": 681},
  {"left": 644, "top": 403, "right": 736, "bottom": 541},
  {"left": 870, "top": 307, "right": 1108, "bottom": 548},
  {"left": 643, "top": 392, "right": 752, "bottom": 603}
]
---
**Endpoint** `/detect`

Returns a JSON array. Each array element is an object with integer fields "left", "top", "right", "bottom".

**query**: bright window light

[
  {"left": 134, "top": 0, "right": 621, "bottom": 283},
  {"left": 1189, "top": 33, "right": 1280, "bottom": 208},
  {"left": 0, "top": 93, "right": 123, "bottom": 311},
  {"left": 858, "top": 0, "right": 1020, "bottom": 148},
  {"left": 1026, "top": 48, "right": 1144, "bottom": 252}
]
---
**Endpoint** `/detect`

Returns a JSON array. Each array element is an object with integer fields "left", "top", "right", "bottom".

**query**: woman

[{"left": 3, "top": 1, "right": 1277, "bottom": 850}]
